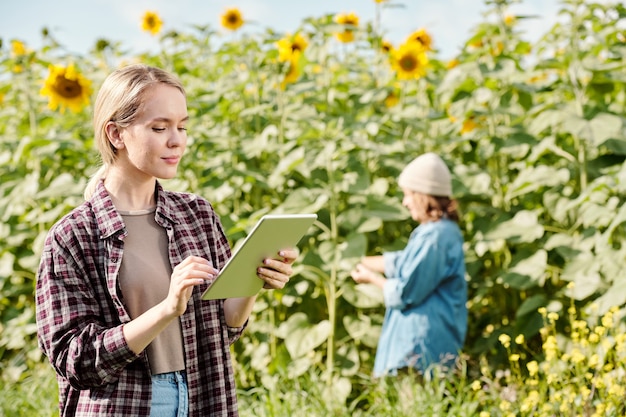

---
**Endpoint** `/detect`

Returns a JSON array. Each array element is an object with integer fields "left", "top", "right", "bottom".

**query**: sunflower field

[{"left": 2, "top": 0, "right": 626, "bottom": 415}]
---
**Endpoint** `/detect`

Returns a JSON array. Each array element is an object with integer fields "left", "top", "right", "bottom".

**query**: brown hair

[
  {"left": 414, "top": 193, "right": 460, "bottom": 223},
  {"left": 83, "top": 64, "right": 186, "bottom": 199}
]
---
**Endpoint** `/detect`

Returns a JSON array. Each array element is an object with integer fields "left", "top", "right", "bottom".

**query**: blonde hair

[{"left": 84, "top": 64, "right": 186, "bottom": 200}]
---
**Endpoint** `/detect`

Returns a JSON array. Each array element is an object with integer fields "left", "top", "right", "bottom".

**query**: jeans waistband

[{"left": 152, "top": 370, "right": 186, "bottom": 383}]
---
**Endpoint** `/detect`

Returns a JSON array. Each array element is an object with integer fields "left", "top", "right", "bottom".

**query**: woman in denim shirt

[{"left": 351, "top": 153, "right": 467, "bottom": 377}]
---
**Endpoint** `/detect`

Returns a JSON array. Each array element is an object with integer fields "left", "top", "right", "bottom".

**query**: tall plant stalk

[{"left": 324, "top": 150, "right": 339, "bottom": 387}]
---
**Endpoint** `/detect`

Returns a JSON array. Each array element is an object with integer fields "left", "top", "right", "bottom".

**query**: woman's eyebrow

[{"left": 151, "top": 115, "right": 190, "bottom": 123}]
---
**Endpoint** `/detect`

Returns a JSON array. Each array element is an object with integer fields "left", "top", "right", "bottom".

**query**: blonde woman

[
  {"left": 36, "top": 64, "right": 297, "bottom": 417},
  {"left": 351, "top": 153, "right": 467, "bottom": 377}
]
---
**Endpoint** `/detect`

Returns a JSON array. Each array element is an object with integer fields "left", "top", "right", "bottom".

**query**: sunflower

[
  {"left": 406, "top": 28, "right": 433, "bottom": 51},
  {"left": 491, "top": 41, "right": 504, "bottom": 56},
  {"left": 221, "top": 8, "right": 244, "bottom": 31},
  {"left": 446, "top": 58, "right": 460, "bottom": 69},
  {"left": 280, "top": 58, "right": 300, "bottom": 90},
  {"left": 11, "top": 40, "right": 27, "bottom": 56},
  {"left": 504, "top": 14, "right": 516, "bottom": 26},
  {"left": 384, "top": 91, "right": 399, "bottom": 108},
  {"left": 40, "top": 64, "right": 92, "bottom": 113},
  {"left": 11, "top": 40, "right": 30, "bottom": 73},
  {"left": 141, "top": 11, "right": 163, "bottom": 35},
  {"left": 334, "top": 12, "right": 359, "bottom": 43},
  {"left": 381, "top": 40, "right": 394, "bottom": 54},
  {"left": 461, "top": 117, "right": 478, "bottom": 134},
  {"left": 276, "top": 33, "right": 308, "bottom": 62},
  {"left": 390, "top": 41, "right": 429, "bottom": 80}
]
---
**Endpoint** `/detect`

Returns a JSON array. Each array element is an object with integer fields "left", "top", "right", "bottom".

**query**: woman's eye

[{"left": 153, "top": 127, "right": 166, "bottom": 132}]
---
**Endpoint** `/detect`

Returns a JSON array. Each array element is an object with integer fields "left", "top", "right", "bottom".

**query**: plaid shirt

[{"left": 36, "top": 181, "right": 244, "bottom": 416}]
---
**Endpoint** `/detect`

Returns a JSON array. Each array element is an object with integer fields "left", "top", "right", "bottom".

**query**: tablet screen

[{"left": 201, "top": 213, "right": 317, "bottom": 300}]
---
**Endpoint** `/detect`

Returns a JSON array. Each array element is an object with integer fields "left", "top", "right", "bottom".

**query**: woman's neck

[{"left": 103, "top": 169, "right": 157, "bottom": 212}]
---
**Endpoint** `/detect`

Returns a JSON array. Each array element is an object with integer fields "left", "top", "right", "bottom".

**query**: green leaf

[
  {"left": 268, "top": 147, "right": 305, "bottom": 188},
  {"left": 506, "top": 165, "right": 570, "bottom": 200},
  {"left": 516, "top": 294, "right": 548, "bottom": 317},
  {"left": 278, "top": 313, "right": 331, "bottom": 359},
  {"left": 275, "top": 188, "right": 330, "bottom": 214},
  {"left": 528, "top": 108, "right": 568, "bottom": 135},
  {"left": 501, "top": 272, "right": 534, "bottom": 290},
  {"left": 562, "top": 112, "right": 623, "bottom": 145},
  {"left": 342, "top": 282, "right": 384, "bottom": 309},
  {"left": 343, "top": 314, "right": 381, "bottom": 348},
  {"left": 340, "top": 233, "right": 368, "bottom": 261},
  {"left": 562, "top": 253, "right": 602, "bottom": 300},
  {"left": 602, "top": 138, "right": 626, "bottom": 155},
  {"left": 591, "top": 278, "right": 626, "bottom": 315},
  {"left": 510, "top": 250, "right": 548, "bottom": 286},
  {"left": 363, "top": 195, "right": 408, "bottom": 221},
  {"left": 485, "top": 210, "right": 544, "bottom": 243}
]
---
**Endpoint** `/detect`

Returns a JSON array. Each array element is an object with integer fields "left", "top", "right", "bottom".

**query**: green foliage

[
  {"left": 2, "top": 0, "right": 626, "bottom": 414},
  {"left": 0, "top": 363, "right": 58, "bottom": 417}
]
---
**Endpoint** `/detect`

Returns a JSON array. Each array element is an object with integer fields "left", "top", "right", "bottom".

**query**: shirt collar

[
  {"left": 154, "top": 181, "right": 186, "bottom": 227},
  {"left": 90, "top": 180, "right": 183, "bottom": 239}
]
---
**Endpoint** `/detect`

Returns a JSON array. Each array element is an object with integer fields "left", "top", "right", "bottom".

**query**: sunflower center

[
  {"left": 228, "top": 14, "right": 239, "bottom": 24},
  {"left": 399, "top": 55, "right": 418, "bottom": 71},
  {"left": 53, "top": 75, "right": 83, "bottom": 99},
  {"left": 147, "top": 17, "right": 156, "bottom": 27},
  {"left": 291, "top": 44, "right": 302, "bottom": 53}
]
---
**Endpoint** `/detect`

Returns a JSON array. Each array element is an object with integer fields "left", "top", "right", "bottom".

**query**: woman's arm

[
  {"left": 123, "top": 255, "right": 214, "bottom": 354},
  {"left": 359, "top": 255, "right": 385, "bottom": 273},
  {"left": 351, "top": 262, "right": 387, "bottom": 289}
]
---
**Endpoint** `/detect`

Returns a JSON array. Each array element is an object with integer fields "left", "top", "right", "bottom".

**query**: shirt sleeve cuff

[
  {"left": 226, "top": 321, "right": 247, "bottom": 344},
  {"left": 105, "top": 325, "right": 140, "bottom": 361},
  {"left": 382, "top": 278, "right": 405, "bottom": 310},
  {"left": 383, "top": 251, "right": 400, "bottom": 277}
]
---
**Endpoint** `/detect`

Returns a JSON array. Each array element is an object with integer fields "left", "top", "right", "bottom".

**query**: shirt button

[{"left": 111, "top": 258, "right": 119, "bottom": 263}]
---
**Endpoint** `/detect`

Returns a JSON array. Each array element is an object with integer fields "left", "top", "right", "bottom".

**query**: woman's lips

[{"left": 162, "top": 156, "right": 180, "bottom": 164}]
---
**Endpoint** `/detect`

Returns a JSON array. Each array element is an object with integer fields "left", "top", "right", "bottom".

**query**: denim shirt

[{"left": 376, "top": 219, "right": 467, "bottom": 376}]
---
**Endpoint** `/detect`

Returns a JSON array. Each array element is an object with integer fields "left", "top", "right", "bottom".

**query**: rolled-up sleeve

[{"left": 381, "top": 228, "right": 446, "bottom": 311}]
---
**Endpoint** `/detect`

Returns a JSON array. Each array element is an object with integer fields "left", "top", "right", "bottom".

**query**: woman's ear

[{"left": 105, "top": 121, "right": 125, "bottom": 150}]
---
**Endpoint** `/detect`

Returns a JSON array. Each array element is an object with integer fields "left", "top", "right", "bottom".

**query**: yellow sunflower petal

[
  {"left": 280, "top": 58, "right": 300, "bottom": 90},
  {"left": 11, "top": 40, "right": 27, "bottom": 56},
  {"left": 406, "top": 28, "right": 433, "bottom": 51},
  {"left": 276, "top": 33, "right": 308, "bottom": 62},
  {"left": 381, "top": 40, "right": 394, "bottom": 54},
  {"left": 334, "top": 12, "right": 359, "bottom": 43}
]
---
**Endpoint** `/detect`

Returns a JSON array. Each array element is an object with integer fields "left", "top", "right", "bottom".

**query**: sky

[{"left": 1, "top": 0, "right": 563, "bottom": 60}]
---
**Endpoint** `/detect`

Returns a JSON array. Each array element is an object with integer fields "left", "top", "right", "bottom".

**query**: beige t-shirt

[{"left": 119, "top": 208, "right": 185, "bottom": 375}]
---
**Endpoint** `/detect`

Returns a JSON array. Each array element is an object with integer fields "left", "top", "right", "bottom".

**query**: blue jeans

[{"left": 150, "top": 371, "right": 188, "bottom": 417}]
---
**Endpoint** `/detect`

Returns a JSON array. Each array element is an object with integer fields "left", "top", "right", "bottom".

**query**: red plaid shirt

[{"left": 36, "top": 181, "right": 244, "bottom": 416}]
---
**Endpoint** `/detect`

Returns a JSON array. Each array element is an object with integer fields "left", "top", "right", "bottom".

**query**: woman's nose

[{"left": 168, "top": 130, "right": 186, "bottom": 147}]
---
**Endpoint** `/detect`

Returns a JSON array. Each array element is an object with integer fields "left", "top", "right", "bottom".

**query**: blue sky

[{"left": 2, "top": 0, "right": 561, "bottom": 59}]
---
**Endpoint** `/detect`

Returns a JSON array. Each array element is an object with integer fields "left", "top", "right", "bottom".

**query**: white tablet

[{"left": 201, "top": 213, "right": 317, "bottom": 300}]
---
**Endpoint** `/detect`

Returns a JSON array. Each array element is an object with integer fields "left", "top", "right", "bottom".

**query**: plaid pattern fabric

[{"left": 36, "top": 181, "right": 244, "bottom": 416}]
